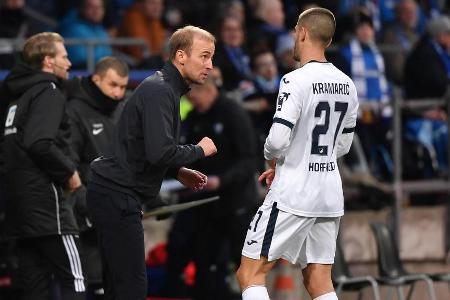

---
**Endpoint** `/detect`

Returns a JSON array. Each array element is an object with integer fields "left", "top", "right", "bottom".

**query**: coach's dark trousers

[{"left": 86, "top": 183, "right": 147, "bottom": 300}]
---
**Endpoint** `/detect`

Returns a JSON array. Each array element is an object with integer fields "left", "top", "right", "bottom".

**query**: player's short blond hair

[
  {"left": 297, "top": 7, "right": 336, "bottom": 47},
  {"left": 169, "top": 25, "right": 216, "bottom": 61}
]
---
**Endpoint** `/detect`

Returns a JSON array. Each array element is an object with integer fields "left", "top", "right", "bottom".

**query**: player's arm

[
  {"left": 336, "top": 87, "right": 359, "bottom": 158},
  {"left": 264, "top": 74, "right": 302, "bottom": 161}
]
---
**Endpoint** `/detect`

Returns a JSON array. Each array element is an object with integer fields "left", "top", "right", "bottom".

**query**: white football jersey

[{"left": 264, "top": 61, "right": 359, "bottom": 217}]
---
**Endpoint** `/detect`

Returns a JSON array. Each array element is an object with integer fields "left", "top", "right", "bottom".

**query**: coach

[
  {"left": 1, "top": 32, "right": 84, "bottom": 299},
  {"left": 86, "top": 25, "right": 217, "bottom": 299}
]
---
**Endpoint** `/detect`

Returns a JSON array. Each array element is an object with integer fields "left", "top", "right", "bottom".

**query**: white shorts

[{"left": 241, "top": 202, "right": 340, "bottom": 269}]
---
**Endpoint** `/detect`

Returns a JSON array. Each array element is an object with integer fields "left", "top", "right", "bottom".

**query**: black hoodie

[
  {"left": 1, "top": 62, "right": 78, "bottom": 238},
  {"left": 66, "top": 76, "right": 124, "bottom": 231}
]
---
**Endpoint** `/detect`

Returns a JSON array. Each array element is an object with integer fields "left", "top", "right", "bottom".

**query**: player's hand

[
  {"left": 267, "top": 159, "right": 277, "bottom": 169},
  {"left": 197, "top": 137, "right": 217, "bottom": 157},
  {"left": 258, "top": 168, "right": 276, "bottom": 188},
  {"left": 66, "top": 171, "right": 81, "bottom": 194},
  {"left": 177, "top": 167, "right": 207, "bottom": 191}
]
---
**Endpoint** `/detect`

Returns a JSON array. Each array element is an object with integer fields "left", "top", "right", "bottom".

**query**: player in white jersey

[{"left": 236, "top": 7, "right": 359, "bottom": 300}]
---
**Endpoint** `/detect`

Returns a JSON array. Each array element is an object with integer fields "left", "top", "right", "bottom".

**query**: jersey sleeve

[
  {"left": 336, "top": 84, "right": 359, "bottom": 158},
  {"left": 264, "top": 74, "right": 303, "bottom": 161}
]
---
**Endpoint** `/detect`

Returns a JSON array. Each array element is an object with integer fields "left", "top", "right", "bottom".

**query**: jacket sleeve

[
  {"left": 66, "top": 105, "right": 85, "bottom": 169},
  {"left": 141, "top": 86, "right": 205, "bottom": 167},
  {"left": 218, "top": 105, "right": 257, "bottom": 189},
  {"left": 22, "top": 87, "right": 76, "bottom": 186}
]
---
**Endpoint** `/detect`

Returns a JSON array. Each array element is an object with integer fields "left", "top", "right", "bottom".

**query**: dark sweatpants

[
  {"left": 86, "top": 183, "right": 147, "bottom": 300},
  {"left": 17, "top": 235, "right": 86, "bottom": 300}
]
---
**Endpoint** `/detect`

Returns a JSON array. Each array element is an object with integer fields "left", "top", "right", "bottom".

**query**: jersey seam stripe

[{"left": 273, "top": 118, "right": 294, "bottom": 129}]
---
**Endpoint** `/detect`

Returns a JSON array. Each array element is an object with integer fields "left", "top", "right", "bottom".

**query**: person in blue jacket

[{"left": 59, "top": 0, "right": 112, "bottom": 68}]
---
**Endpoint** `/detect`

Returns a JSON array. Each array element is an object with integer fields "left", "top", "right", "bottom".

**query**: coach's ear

[{"left": 176, "top": 49, "right": 186, "bottom": 66}]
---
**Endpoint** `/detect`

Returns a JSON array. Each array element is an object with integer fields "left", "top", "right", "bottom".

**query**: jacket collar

[
  {"left": 161, "top": 61, "right": 190, "bottom": 97},
  {"left": 81, "top": 76, "right": 120, "bottom": 115}
]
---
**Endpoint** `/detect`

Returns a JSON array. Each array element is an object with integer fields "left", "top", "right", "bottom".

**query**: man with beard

[
  {"left": 0, "top": 32, "right": 85, "bottom": 300},
  {"left": 66, "top": 56, "right": 129, "bottom": 299}
]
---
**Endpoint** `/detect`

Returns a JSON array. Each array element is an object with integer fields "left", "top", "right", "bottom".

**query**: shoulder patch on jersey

[
  {"left": 50, "top": 82, "right": 56, "bottom": 89},
  {"left": 277, "top": 92, "right": 290, "bottom": 111},
  {"left": 282, "top": 77, "right": 290, "bottom": 84}
]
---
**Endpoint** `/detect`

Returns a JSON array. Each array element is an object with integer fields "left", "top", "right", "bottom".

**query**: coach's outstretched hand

[
  {"left": 198, "top": 137, "right": 217, "bottom": 157},
  {"left": 177, "top": 167, "right": 208, "bottom": 191}
]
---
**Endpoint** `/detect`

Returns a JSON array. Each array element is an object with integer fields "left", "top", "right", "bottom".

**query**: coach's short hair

[
  {"left": 169, "top": 25, "right": 216, "bottom": 61},
  {"left": 22, "top": 32, "right": 64, "bottom": 70},
  {"left": 94, "top": 56, "right": 129, "bottom": 77},
  {"left": 297, "top": 7, "right": 336, "bottom": 47}
]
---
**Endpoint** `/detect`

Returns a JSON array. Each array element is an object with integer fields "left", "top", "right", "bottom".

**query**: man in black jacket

[
  {"left": 404, "top": 16, "right": 450, "bottom": 174},
  {"left": 164, "top": 78, "right": 258, "bottom": 299},
  {"left": 0, "top": 32, "right": 85, "bottom": 299},
  {"left": 86, "top": 25, "right": 218, "bottom": 299},
  {"left": 405, "top": 15, "right": 450, "bottom": 99},
  {"left": 66, "top": 56, "right": 129, "bottom": 298}
]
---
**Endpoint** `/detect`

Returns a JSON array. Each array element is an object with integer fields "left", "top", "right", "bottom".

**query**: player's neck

[{"left": 300, "top": 48, "right": 327, "bottom": 67}]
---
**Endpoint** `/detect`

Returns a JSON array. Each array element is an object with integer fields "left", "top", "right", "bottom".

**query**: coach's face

[
  {"left": 47, "top": 41, "right": 71, "bottom": 80},
  {"left": 182, "top": 36, "right": 215, "bottom": 84}
]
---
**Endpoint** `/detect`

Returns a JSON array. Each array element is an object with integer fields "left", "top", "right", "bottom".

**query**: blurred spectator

[
  {"left": 405, "top": 15, "right": 450, "bottom": 99},
  {"left": 118, "top": 0, "right": 166, "bottom": 62},
  {"left": 338, "top": 0, "right": 398, "bottom": 32},
  {"left": 213, "top": 16, "right": 253, "bottom": 92},
  {"left": 59, "top": 0, "right": 112, "bottom": 68},
  {"left": 163, "top": 78, "right": 257, "bottom": 299},
  {"left": 275, "top": 32, "right": 299, "bottom": 74},
  {"left": 283, "top": 1, "right": 339, "bottom": 28},
  {"left": 414, "top": 0, "right": 446, "bottom": 34},
  {"left": 224, "top": 0, "right": 246, "bottom": 24},
  {"left": 417, "top": 0, "right": 443, "bottom": 18},
  {"left": 381, "top": 0, "right": 420, "bottom": 85},
  {"left": 247, "top": 0, "right": 287, "bottom": 53},
  {"left": 243, "top": 50, "right": 280, "bottom": 169},
  {"left": 139, "top": 38, "right": 170, "bottom": 70},
  {"left": 164, "top": 0, "right": 229, "bottom": 29},
  {"left": 66, "top": 56, "right": 129, "bottom": 299},
  {"left": 336, "top": 11, "right": 392, "bottom": 178},
  {"left": 403, "top": 15, "right": 450, "bottom": 174},
  {"left": 337, "top": 12, "right": 389, "bottom": 105},
  {"left": 103, "top": 0, "right": 135, "bottom": 35},
  {"left": 0, "top": 0, "right": 52, "bottom": 68}
]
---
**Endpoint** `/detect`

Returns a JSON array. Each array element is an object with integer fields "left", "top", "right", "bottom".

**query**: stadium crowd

[{"left": 0, "top": 0, "right": 449, "bottom": 299}]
